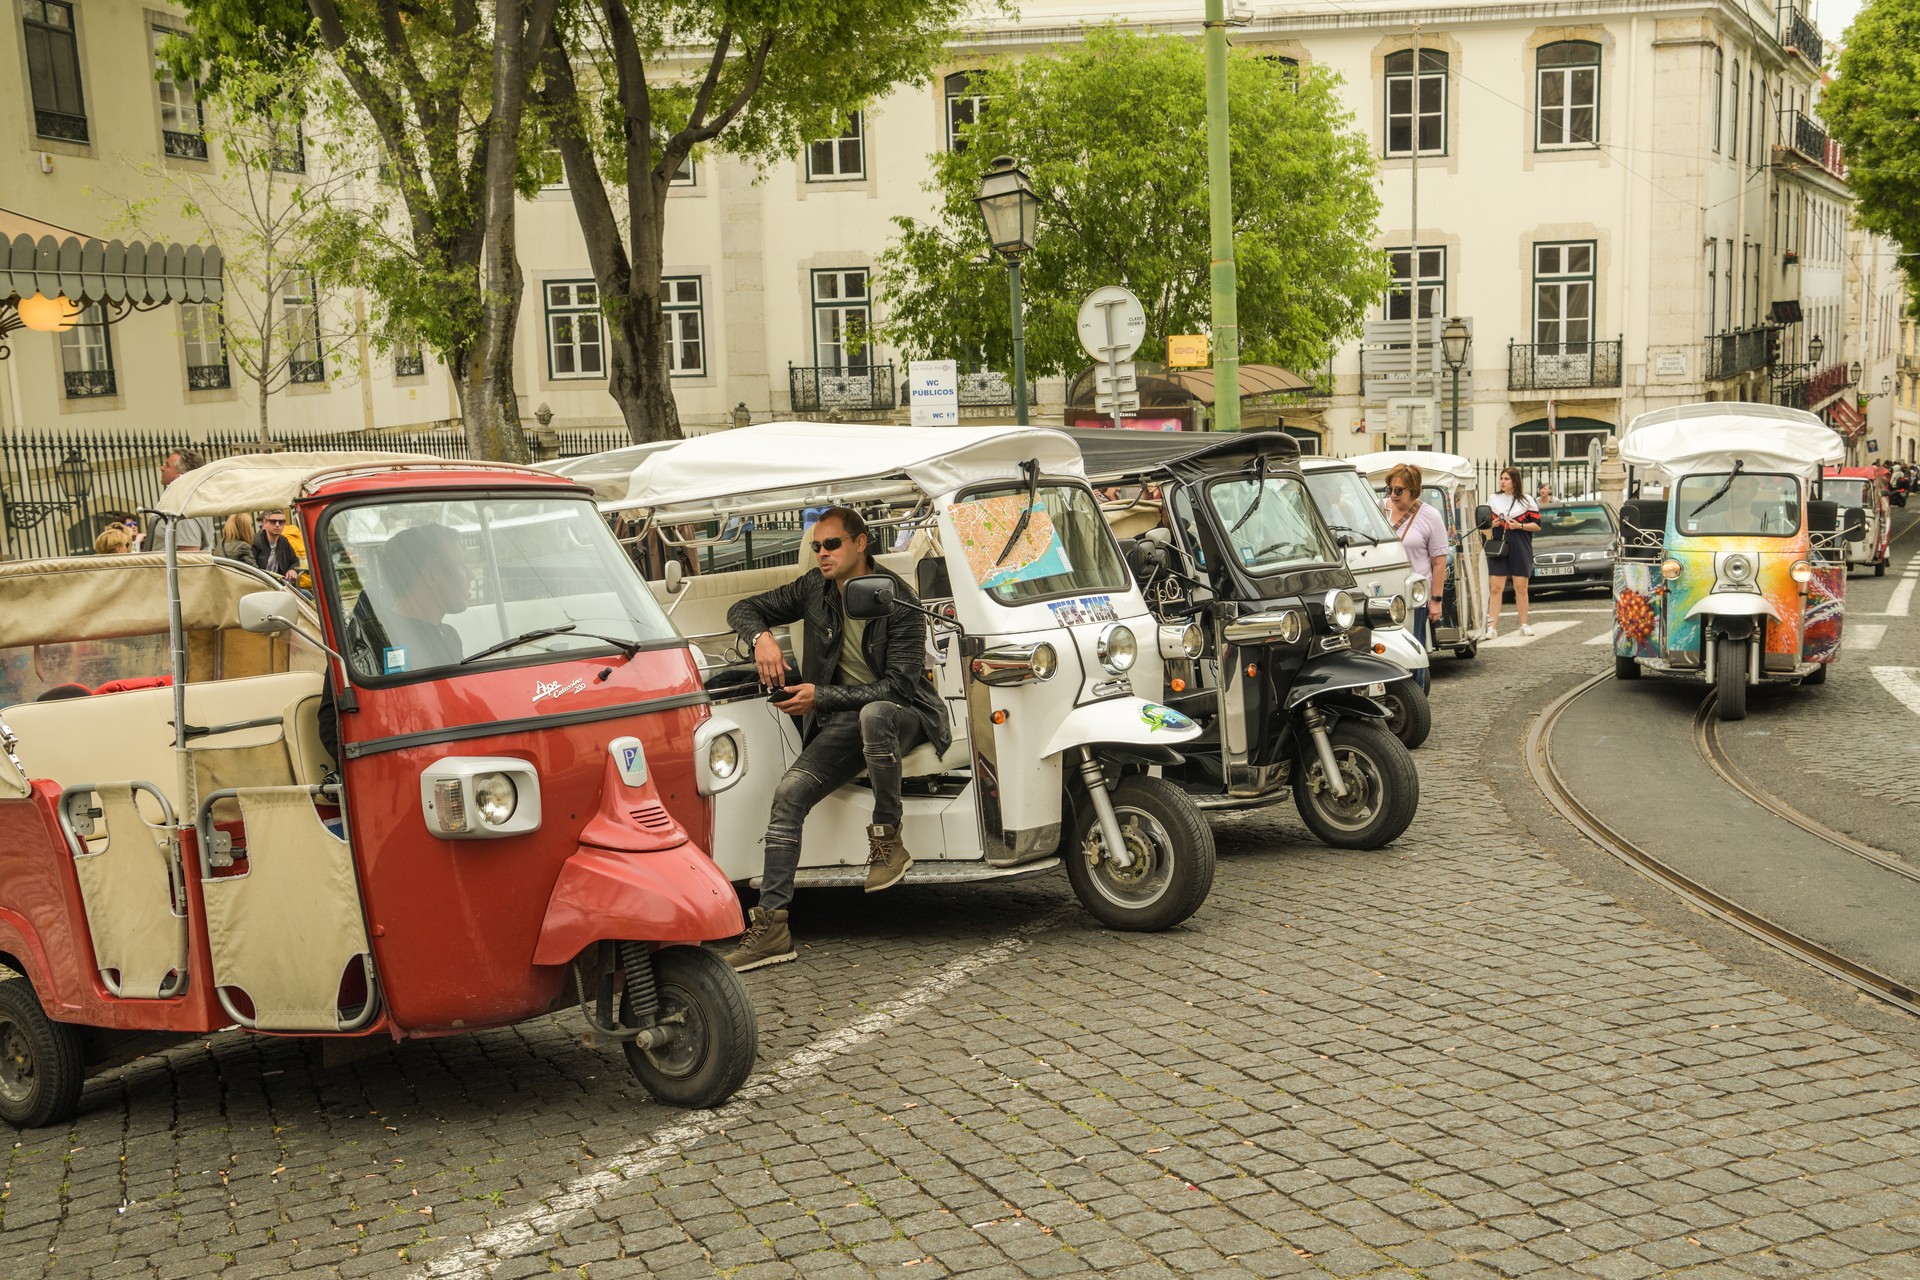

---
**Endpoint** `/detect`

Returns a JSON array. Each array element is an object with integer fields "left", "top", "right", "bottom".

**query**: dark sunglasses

[
  {"left": 1387, "top": 486, "right": 1410, "bottom": 496},
  {"left": 264, "top": 517, "right": 286, "bottom": 525},
  {"left": 810, "top": 536, "right": 845, "bottom": 554}
]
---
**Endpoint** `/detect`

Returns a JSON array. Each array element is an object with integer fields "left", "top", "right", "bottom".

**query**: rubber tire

[
  {"left": 1876, "top": 559, "right": 1887, "bottom": 577},
  {"left": 1065, "top": 775, "right": 1215, "bottom": 932},
  {"left": 1292, "top": 719, "right": 1420, "bottom": 850},
  {"left": 1379, "top": 678, "right": 1432, "bottom": 749},
  {"left": 0, "top": 978, "right": 85, "bottom": 1130},
  {"left": 623, "top": 946, "right": 757, "bottom": 1109},
  {"left": 1714, "top": 635, "right": 1748, "bottom": 722},
  {"left": 1454, "top": 643, "right": 1478, "bottom": 660},
  {"left": 1614, "top": 654, "right": 1641, "bottom": 681},
  {"left": 1803, "top": 662, "right": 1828, "bottom": 686}
]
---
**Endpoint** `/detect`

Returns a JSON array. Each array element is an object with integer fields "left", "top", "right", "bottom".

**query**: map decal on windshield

[{"left": 947, "top": 496, "right": 1074, "bottom": 590}]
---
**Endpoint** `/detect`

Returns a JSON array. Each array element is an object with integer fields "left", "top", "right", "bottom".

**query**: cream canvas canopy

[
  {"left": 1619, "top": 403, "right": 1842, "bottom": 477},
  {"left": 0, "top": 553, "right": 319, "bottom": 649},
  {"left": 608, "top": 422, "right": 1087, "bottom": 518},
  {"left": 156, "top": 452, "right": 561, "bottom": 518},
  {"left": 1348, "top": 450, "right": 1478, "bottom": 486}
]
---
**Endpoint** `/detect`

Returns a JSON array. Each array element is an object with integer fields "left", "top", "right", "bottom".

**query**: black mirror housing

[
  {"left": 1807, "top": 499, "right": 1839, "bottom": 533},
  {"left": 844, "top": 574, "right": 896, "bottom": 619},
  {"left": 1844, "top": 506, "right": 1868, "bottom": 541},
  {"left": 1473, "top": 503, "right": 1493, "bottom": 530}
]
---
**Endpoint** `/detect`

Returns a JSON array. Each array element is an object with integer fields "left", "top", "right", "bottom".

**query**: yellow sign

[{"left": 1167, "top": 334, "right": 1209, "bottom": 367}]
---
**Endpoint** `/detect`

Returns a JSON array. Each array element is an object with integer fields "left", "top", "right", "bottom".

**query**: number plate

[
  {"left": 1537, "top": 566, "right": 1576, "bottom": 577},
  {"left": 1366, "top": 682, "right": 1386, "bottom": 696}
]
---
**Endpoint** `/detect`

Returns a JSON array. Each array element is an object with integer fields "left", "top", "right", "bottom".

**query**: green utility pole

[
  {"left": 1008, "top": 258, "right": 1029, "bottom": 425},
  {"left": 1204, "top": 0, "right": 1240, "bottom": 432}
]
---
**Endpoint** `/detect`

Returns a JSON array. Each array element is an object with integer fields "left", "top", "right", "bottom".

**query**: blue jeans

[{"left": 1410, "top": 607, "right": 1432, "bottom": 691}]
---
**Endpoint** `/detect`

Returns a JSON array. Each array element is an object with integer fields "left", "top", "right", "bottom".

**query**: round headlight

[
  {"left": 1180, "top": 621, "right": 1204, "bottom": 659},
  {"left": 1660, "top": 557, "right": 1684, "bottom": 581},
  {"left": 1097, "top": 623, "right": 1137, "bottom": 674},
  {"left": 1030, "top": 642, "right": 1058, "bottom": 681},
  {"left": 1323, "top": 589, "right": 1358, "bottom": 633},
  {"left": 1278, "top": 608, "right": 1307, "bottom": 645},
  {"left": 1790, "top": 559, "right": 1814, "bottom": 585},
  {"left": 1721, "top": 553, "right": 1754, "bottom": 585},
  {"left": 1408, "top": 577, "right": 1430, "bottom": 606},
  {"left": 1386, "top": 594, "right": 1408, "bottom": 627},
  {"left": 473, "top": 772, "right": 518, "bottom": 826},
  {"left": 708, "top": 732, "right": 740, "bottom": 780}
]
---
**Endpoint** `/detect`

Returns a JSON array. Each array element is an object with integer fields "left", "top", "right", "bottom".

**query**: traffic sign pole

[
  {"left": 1204, "top": 0, "right": 1240, "bottom": 433},
  {"left": 1009, "top": 258, "right": 1028, "bottom": 425}
]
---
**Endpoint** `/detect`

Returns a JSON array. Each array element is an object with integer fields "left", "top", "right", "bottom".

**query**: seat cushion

[{"left": 901, "top": 736, "right": 970, "bottom": 778}]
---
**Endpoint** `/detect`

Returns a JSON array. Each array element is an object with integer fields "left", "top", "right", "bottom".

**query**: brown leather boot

[
  {"left": 723, "top": 906, "right": 795, "bottom": 971},
  {"left": 864, "top": 823, "right": 913, "bottom": 892}
]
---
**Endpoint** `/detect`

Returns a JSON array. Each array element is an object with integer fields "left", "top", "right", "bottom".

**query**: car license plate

[
  {"left": 1366, "top": 683, "right": 1386, "bottom": 696},
  {"left": 1537, "top": 566, "right": 1575, "bottom": 577}
]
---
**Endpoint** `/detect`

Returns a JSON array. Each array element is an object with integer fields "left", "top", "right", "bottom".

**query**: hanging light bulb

[{"left": 16, "top": 292, "right": 80, "bottom": 333}]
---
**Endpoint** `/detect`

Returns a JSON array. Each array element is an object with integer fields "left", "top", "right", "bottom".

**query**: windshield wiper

[
  {"left": 1686, "top": 459, "right": 1744, "bottom": 520},
  {"left": 460, "top": 624, "right": 643, "bottom": 665},
  {"left": 1227, "top": 457, "right": 1270, "bottom": 535},
  {"left": 1325, "top": 521, "right": 1378, "bottom": 546},
  {"left": 993, "top": 458, "right": 1042, "bottom": 568}
]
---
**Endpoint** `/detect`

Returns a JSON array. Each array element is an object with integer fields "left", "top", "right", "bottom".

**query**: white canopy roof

[
  {"left": 608, "top": 422, "right": 1087, "bottom": 516},
  {"left": 543, "top": 440, "right": 680, "bottom": 502},
  {"left": 157, "top": 451, "right": 562, "bottom": 517},
  {"left": 1347, "top": 450, "right": 1477, "bottom": 485},
  {"left": 1619, "top": 403, "right": 1842, "bottom": 476}
]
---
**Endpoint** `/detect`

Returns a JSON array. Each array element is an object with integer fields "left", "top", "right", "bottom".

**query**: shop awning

[
  {"left": 1827, "top": 396, "right": 1866, "bottom": 437},
  {"left": 1, "top": 207, "right": 223, "bottom": 313},
  {"left": 1162, "top": 363, "right": 1311, "bottom": 404}
]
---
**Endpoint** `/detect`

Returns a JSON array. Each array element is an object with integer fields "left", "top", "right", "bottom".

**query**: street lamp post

[
  {"left": 1440, "top": 316, "right": 1470, "bottom": 455},
  {"left": 975, "top": 157, "right": 1041, "bottom": 426}
]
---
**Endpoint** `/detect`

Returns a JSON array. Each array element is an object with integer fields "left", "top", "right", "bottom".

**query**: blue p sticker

[
  {"left": 609, "top": 736, "right": 648, "bottom": 787},
  {"left": 383, "top": 647, "right": 408, "bottom": 673}
]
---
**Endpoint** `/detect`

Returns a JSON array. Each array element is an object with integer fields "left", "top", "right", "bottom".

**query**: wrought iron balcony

[
  {"left": 289, "top": 359, "right": 325, "bottom": 384},
  {"left": 1507, "top": 339, "right": 1622, "bottom": 391},
  {"left": 789, "top": 362, "right": 896, "bottom": 414},
  {"left": 1777, "top": 361, "right": 1849, "bottom": 412},
  {"left": 1706, "top": 327, "right": 1771, "bottom": 381},
  {"left": 1784, "top": 110, "right": 1844, "bottom": 178},
  {"left": 270, "top": 142, "right": 306, "bottom": 174},
  {"left": 163, "top": 129, "right": 208, "bottom": 161},
  {"left": 1781, "top": 7, "right": 1823, "bottom": 68},
  {"left": 394, "top": 352, "right": 425, "bottom": 379},
  {"left": 35, "top": 109, "right": 88, "bottom": 143},
  {"left": 63, "top": 369, "right": 116, "bottom": 398},
  {"left": 186, "top": 363, "right": 230, "bottom": 391},
  {"left": 957, "top": 368, "right": 1036, "bottom": 409}
]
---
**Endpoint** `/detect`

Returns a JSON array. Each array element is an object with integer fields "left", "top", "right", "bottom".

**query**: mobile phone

[{"left": 767, "top": 687, "right": 796, "bottom": 703}]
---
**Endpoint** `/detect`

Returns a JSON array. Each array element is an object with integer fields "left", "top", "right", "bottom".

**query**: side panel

[
  {"left": 1613, "top": 561, "right": 1663, "bottom": 659},
  {"left": 1804, "top": 563, "right": 1846, "bottom": 664}
]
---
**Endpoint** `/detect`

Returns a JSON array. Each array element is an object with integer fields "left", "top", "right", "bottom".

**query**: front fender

[
  {"left": 1371, "top": 625, "right": 1430, "bottom": 673},
  {"left": 1685, "top": 591, "right": 1781, "bottom": 621},
  {"left": 1284, "top": 651, "right": 1407, "bottom": 710},
  {"left": 1042, "top": 696, "right": 1201, "bottom": 759},
  {"left": 532, "top": 845, "right": 745, "bottom": 966},
  {"left": 0, "top": 910, "right": 56, "bottom": 1007}
]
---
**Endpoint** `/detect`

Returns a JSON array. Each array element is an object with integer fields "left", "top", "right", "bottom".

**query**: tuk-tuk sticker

[
  {"left": 1141, "top": 703, "right": 1193, "bottom": 731},
  {"left": 1048, "top": 596, "right": 1119, "bottom": 626},
  {"left": 947, "top": 496, "right": 1073, "bottom": 590},
  {"left": 383, "top": 647, "right": 409, "bottom": 674}
]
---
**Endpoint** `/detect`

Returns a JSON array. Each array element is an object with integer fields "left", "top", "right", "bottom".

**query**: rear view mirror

[
  {"left": 1473, "top": 504, "right": 1493, "bottom": 530},
  {"left": 238, "top": 590, "right": 302, "bottom": 635},
  {"left": 844, "top": 574, "right": 896, "bottom": 619},
  {"left": 1807, "top": 500, "right": 1839, "bottom": 533},
  {"left": 663, "top": 560, "right": 685, "bottom": 594},
  {"left": 1844, "top": 506, "right": 1868, "bottom": 541}
]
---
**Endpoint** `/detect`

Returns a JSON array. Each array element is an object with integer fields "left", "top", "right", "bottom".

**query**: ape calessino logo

[{"left": 533, "top": 677, "right": 588, "bottom": 705}]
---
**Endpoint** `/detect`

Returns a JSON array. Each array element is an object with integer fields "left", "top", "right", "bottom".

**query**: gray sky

[{"left": 1815, "top": 0, "right": 1864, "bottom": 47}]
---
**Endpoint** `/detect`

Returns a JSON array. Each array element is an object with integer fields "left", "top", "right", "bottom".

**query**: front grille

[
  {"left": 1536, "top": 552, "right": 1576, "bottom": 566},
  {"left": 627, "top": 803, "right": 675, "bottom": 832}
]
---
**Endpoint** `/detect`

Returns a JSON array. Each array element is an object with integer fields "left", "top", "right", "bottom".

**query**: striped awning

[
  {"left": 1827, "top": 396, "right": 1866, "bottom": 437},
  {"left": 1, "top": 231, "right": 224, "bottom": 310}
]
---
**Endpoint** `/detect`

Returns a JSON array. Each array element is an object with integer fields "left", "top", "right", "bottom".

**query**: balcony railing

[
  {"left": 63, "top": 369, "right": 116, "bottom": 399},
  {"left": 394, "top": 352, "right": 425, "bottom": 379},
  {"left": 35, "top": 109, "right": 88, "bottom": 143},
  {"left": 186, "top": 363, "right": 231, "bottom": 391},
  {"left": 1780, "top": 7, "right": 1823, "bottom": 68},
  {"left": 1507, "top": 338, "right": 1622, "bottom": 391},
  {"left": 289, "top": 359, "right": 325, "bottom": 384},
  {"left": 1706, "top": 327, "right": 1771, "bottom": 381},
  {"left": 163, "top": 130, "right": 208, "bottom": 161},
  {"left": 789, "top": 362, "right": 897, "bottom": 414},
  {"left": 269, "top": 142, "right": 306, "bottom": 174},
  {"left": 1784, "top": 110, "right": 1845, "bottom": 179},
  {"left": 1778, "top": 361, "right": 1849, "bottom": 411},
  {"left": 956, "top": 368, "right": 1036, "bottom": 410}
]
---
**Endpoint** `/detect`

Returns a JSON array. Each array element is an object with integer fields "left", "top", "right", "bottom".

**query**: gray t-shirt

[{"left": 173, "top": 516, "right": 218, "bottom": 552}]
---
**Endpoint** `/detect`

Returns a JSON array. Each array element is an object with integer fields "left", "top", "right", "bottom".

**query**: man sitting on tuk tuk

[
  {"left": 724, "top": 506, "right": 951, "bottom": 972},
  {"left": 345, "top": 523, "right": 470, "bottom": 677}
]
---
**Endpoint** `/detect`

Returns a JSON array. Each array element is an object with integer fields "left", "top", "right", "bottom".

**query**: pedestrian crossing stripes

[{"left": 1479, "top": 620, "right": 1580, "bottom": 648}]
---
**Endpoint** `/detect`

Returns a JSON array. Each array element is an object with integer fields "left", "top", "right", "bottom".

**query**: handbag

[{"left": 1483, "top": 527, "right": 1509, "bottom": 560}]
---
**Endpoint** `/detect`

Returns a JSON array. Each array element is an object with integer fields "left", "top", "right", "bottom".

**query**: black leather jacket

[{"left": 727, "top": 563, "right": 951, "bottom": 753}]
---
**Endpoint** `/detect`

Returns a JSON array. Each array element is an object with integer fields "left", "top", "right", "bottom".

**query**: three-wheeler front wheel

[
  {"left": 622, "top": 946, "right": 757, "bottom": 1109},
  {"left": 1714, "top": 635, "right": 1748, "bottom": 721},
  {"left": 1379, "top": 678, "right": 1431, "bottom": 749},
  {"left": 1066, "top": 775, "right": 1215, "bottom": 932},
  {"left": 1293, "top": 719, "right": 1419, "bottom": 850},
  {"left": 0, "top": 978, "right": 84, "bottom": 1129}
]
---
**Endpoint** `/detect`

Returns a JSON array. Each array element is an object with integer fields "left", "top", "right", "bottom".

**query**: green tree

[
  {"left": 874, "top": 28, "right": 1386, "bottom": 387},
  {"left": 534, "top": 0, "right": 973, "bottom": 443},
  {"left": 1826, "top": 1, "right": 1920, "bottom": 305}
]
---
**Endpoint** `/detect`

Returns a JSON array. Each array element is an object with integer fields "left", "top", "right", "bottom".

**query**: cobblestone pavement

[{"left": 9, "top": 591, "right": 1920, "bottom": 1280}]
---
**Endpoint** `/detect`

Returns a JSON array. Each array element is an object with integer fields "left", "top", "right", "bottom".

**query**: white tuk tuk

[
  {"left": 603, "top": 423, "right": 1216, "bottom": 931},
  {"left": 1351, "top": 451, "right": 1490, "bottom": 659}
]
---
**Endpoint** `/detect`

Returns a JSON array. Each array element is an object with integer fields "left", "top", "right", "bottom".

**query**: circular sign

[{"left": 1078, "top": 286, "right": 1146, "bottom": 362}]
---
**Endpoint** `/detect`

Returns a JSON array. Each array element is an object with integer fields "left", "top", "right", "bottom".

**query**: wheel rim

[
  {"left": 1382, "top": 691, "right": 1407, "bottom": 738},
  {"left": 1303, "top": 741, "right": 1386, "bottom": 832},
  {"left": 642, "top": 980, "right": 712, "bottom": 1081},
  {"left": 1079, "top": 805, "right": 1175, "bottom": 909},
  {"left": 0, "top": 1016, "right": 37, "bottom": 1105}
]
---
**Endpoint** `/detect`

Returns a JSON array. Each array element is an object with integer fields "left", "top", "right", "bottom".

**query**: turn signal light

[
  {"left": 1244, "top": 662, "right": 1258, "bottom": 678},
  {"left": 991, "top": 709, "right": 1008, "bottom": 725},
  {"left": 1373, "top": 643, "right": 1385, "bottom": 654},
  {"left": 1170, "top": 677, "right": 1187, "bottom": 692}
]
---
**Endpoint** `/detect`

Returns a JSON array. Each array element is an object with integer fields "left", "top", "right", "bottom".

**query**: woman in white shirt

[{"left": 1486, "top": 467, "right": 1541, "bottom": 637}]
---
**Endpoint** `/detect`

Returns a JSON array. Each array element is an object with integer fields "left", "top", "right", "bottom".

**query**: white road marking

[
  {"left": 1849, "top": 623, "right": 1888, "bottom": 652},
  {"left": 421, "top": 912, "right": 1066, "bottom": 1279},
  {"left": 1872, "top": 552, "right": 1920, "bottom": 616},
  {"left": 1520, "top": 606, "right": 1614, "bottom": 616},
  {"left": 1871, "top": 666, "right": 1920, "bottom": 718},
  {"left": 1480, "top": 620, "right": 1580, "bottom": 648},
  {"left": 1585, "top": 630, "right": 1615, "bottom": 646}
]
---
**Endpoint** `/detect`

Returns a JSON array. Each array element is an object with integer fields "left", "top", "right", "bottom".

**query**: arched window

[
  {"left": 1383, "top": 49, "right": 1447, "bottom": 156},
  {"left": 1536, "top": 41, "right": 1600, "bottom": 148},
  {"left": 944, "top": 71, "right": 987, "bottom": 153}
]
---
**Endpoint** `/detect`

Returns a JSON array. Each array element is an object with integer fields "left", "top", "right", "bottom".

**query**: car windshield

[
  {"left": 1826, "top": 478, "right": 1870, "bottom": 510},
  {"left": 1673, "top": 472, "right": 1803, "bottom": 537},
  {"left": 1305, "top": 469, "right": 1398, "bottom": 543},
  {"left": 948, "top": 482, "right": 1132, "bottom": 605},
  {"left": 1206, "top": 475, "right": 1340, "bottom": 572},
  {"left": 326, "top": 495, "right": 680, "bottom": 681},
  {"left": 1536, "top": 504, "right": 1613, "bottom": 538}
]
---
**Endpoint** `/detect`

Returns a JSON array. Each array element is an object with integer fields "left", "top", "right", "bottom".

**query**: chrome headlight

[
  {"left": 1031, "top": 641, "right": 1058, "bottom": 681},
  {"left": 1158, "top": 621, "right": 1205, "bottom": 660},
  {"left": 1365, "top": 594, "right": 1408, "bottom": 628},
  {"left": 1277, "top": 608, "right": 1307, "bottom": 644},
  {"left": 1096, "top": 623, "right": 1137, "bottom": 674},
  {"left": 1323, "top": 589, "right": 1358, "bottom": 633},
  {"left": 972, "top": 641, "right": 1057, "bottom": 686},
  {"left": 1408, "top": 577, "right": 1430, "bottom": 606},
  {"left": 693, "top": 718, "right": 747, "bottom": 796},
  {"left": 709, "top": 733, "right": 740, "bottom": 779},
  {"left": 421, "top": 757, "right": 541, "bottom": 839},
  {"left": 1790, "top": 558, "right": 1814, "bottom": 585},
  {"left": 473, "top": 772, "right": 518, "bottom": 826},
  {"left": 1718, "top": 552, "right": 1756, "bottom": 588}
]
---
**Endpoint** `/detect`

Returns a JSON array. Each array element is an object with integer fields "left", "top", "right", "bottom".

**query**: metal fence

[
  {"left": 0, "top": 425, "right": 631, "bottom": 560},
  {"left": 1471, "top": 460, "right": 1597, "bottom": 504},
  {"left": 788, "top": 362, "right": 898, "bottom": 415},
  {"left": 1507, "top": 339, "right": 1623, "bottom": 391},
  {"left": 1705, "top": 327, "right": 1771, "bottom": 381}
]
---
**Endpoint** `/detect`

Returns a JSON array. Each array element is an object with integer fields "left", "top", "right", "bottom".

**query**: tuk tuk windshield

[
  {"left": 325, "top": 495, "right": 679, "bottom": 681},
  {"left": 1826, "top": 478, "right": 1871, "bottom": 512},
  {"left": 1672, "top": 472, "right": 1803, "bottom": 537},
  {"left": 1205, "top": 476, "right": 1341, "bottom": 572},
  {"left": 1304, "top": 469, "right": 1398, "bottom": 545},
  {"left": 949, "top": 482, "right": 1131, "bottom": 604}
]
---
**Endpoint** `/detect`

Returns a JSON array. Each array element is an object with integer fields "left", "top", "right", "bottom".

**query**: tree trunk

[{"left": 605, "top": 266, "right": 682, "bottom": 444}]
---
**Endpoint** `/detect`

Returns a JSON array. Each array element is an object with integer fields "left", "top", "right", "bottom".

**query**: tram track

[{"left": 1528, "top": 673, "right": 1920, "bottom": 1018}]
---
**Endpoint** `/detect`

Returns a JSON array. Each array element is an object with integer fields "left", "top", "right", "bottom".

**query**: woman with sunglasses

[{"left": 1383, "top": 463, "right": 1446, "bottom": 691}]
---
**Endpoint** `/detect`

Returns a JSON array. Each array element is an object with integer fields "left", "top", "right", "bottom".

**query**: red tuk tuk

[
  {"left": 1821, "top": 465, "right": 1892, "bottom": 575},
  {"left": 0, "top": 454, "right": 755, "bottom": 1127}
]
